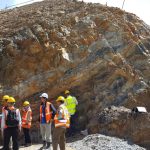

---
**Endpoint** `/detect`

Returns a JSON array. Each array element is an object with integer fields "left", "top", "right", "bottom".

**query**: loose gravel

[{"left": 68, "top": 134, "right": 146, "bottom": 150}]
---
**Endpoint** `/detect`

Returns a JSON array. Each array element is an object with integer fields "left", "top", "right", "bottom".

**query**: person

[
  {"left": 1, "top": 97, "right": 21, "bottom": 150},
  {"left": 64, "top": 90, "right": 78, "bottom": 136},
  {"left": 22, "top": 101, "right": 32, "bottom": 147},
  {"left": 1, "top": 95, "right": 10, "bottom": 137},
  {"left": 39, "top": 93, "right": 56, "bottom": 150},
  {"left": 0, "top": 95, "right": 13, "bottom": 150},
  {"left": 52, "top": 96, "right": 70, "bottom": 150}
]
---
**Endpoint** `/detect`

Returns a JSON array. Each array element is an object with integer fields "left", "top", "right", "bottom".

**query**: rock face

[
  {"left": 0, "top": 0, "right": 150, "bottom": 148},
  {"left": 90, "top": 106, "right": 150, "bottom": 148}
]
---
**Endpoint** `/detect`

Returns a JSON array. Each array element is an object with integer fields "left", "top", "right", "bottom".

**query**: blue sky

[{"left": 0, "top": 0, "right": 150, "bottom": 25}]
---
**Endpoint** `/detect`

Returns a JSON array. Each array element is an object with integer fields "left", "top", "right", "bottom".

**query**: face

[
  {"left": 2, "top": 100, "right": 8, "bottom": 106},
  {"left": 7, "top": 102, "right": 14, "bottom": 107},
  {"left": 41, "top": 97, "right": 46, "bottom": 103},
  {"left": 65, "top": 94, "right": 69, "bottom": 98},
  {"left": 23, "top": 105, "right": 29, "bottom": 109},
  {"left": 56, "top": 101, "right": 61, "bottom": 106}
]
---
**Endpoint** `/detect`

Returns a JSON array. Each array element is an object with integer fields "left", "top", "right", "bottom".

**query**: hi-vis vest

[
  {"left": 65, "top": 96, "right": 77, "bottom": 115},
  {"left": 22, "top": 108, "right": 32, "bottom": 128},
  {"left": 54, "top": 105, "right": 70, "bottom": 128},
  {"left": 40, "top": 102, "right": 52, "bottom": 123}
]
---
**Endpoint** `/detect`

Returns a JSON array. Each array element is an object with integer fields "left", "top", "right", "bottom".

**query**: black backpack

[{"left": 6, "top": 109, "right": 19, "bottom": 127}]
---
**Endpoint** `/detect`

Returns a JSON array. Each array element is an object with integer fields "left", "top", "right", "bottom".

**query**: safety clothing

[
  {"left": 65, "top": 90, "right": 70, "bottom": 94},
  {"left": 23, "top": 101, "right": 30, "bottom": 106},
  {"left": 2, "top": 95, "right": 9, "bottom": 100},
  {"left": 7, "top": 97, "right": 16, "bottom": 103},
  {"left": 65, "top": 96, "right": 77, "bottom": 115},
  {"left": 56, "top": 96, "right": 65, "bottom": 102},
  {"left": 54, "top": 104, "right": 70, "bottom": 128},
  {"left": 40, "top": 93, "right": 48, "bottom": 99},
  {"left": 40, "top": 102, "right": 52, "bottom": 123},
  {"left": 22, "top": 108, "right": 32, "bottom": 128}
]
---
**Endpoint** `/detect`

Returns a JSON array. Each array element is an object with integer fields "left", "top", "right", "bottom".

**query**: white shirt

[{"left": 1, "top": 108, "right": 22, "bottom": 131}]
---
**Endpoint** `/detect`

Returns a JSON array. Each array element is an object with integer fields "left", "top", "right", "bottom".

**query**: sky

[{"left": 0, "top": 0, "right": 150, "bottom": 25}]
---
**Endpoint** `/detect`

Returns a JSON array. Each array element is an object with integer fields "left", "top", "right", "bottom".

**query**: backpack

[{"left": 6, "top": 109, "right": 19, "bottom": 127}]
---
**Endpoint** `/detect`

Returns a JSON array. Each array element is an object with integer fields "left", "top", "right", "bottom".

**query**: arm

[
  {"left": 57, "top": 108, "right": 63, "bottom": 120},
  {"left": 73, "top": 96, "right": 78, "bottom": 105},
  {"left": 50, "top": 104, "right": 56, "bottom": 119},
  {"left": 27, "top": 111, "right": 32, "bottom": 122},
  {"left": 1, "top": 111, "right": 5, "bottom": 131},
  {"left": 17, "top": 109, "right": 22, "bottom": 131}
]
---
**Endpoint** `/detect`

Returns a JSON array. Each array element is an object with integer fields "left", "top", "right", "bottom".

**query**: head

[
  {"left": 56, "top": 96, "right": 65, "bottom": 106},
  {"left": 40, "top": 93, "right": 48, "bottom": 103},
  {"left": 7, "top": 97, "right": 16, "bottom": 107},
  {"left": 23, "top": 101, "right": 30, "bottom": 109},
  {"left": 2, "top": 95, "right": 9, "bottom": 106},
  {"left": 64, "top": 90, "right": 70, "bottom": 98}
]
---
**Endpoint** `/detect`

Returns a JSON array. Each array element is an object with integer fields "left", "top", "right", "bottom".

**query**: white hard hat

[{"left": 40, "top": 93, "right": 48, "bottom": 99}]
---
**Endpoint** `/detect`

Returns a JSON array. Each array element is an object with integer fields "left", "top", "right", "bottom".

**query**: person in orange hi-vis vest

[
  {"left": 22, "top": 101, "right": 32, "bottom": 147},
  {"left": 39, "top": 93, "right": 56, "bottom": 150},
  {"left": 52, "top": 96, "right": 70, "bottom": 150}
]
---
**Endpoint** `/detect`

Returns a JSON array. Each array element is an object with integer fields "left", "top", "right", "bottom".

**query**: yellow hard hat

[
  {"left": 23, "top": 101, "right": 30, "bottom": 106},
  {"left": 56, "top": 96, "right": 65, "bottom": 102},
  {"left": 65, "top": 90, "right": 70, "bottom": 94},
  {"left": 7, "top": 97, "right": 16, "bottom": 103},
  {"left": 2, "top": 95, "right": 9, "bottom": 100}
]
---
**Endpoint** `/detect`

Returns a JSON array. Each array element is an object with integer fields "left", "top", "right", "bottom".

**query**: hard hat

[
  {"left": 40, "top": 93, "right": 48, "bottom": 99},
  {"left": 65, "top": 90, "right": 70, "bottom": 94},
  {"left": 2, "top": 95, "right": 9, "bottom": 100},
  {"left": 56, "top": 96, "right": 65, "bottom": 102},
  {"left": 23, "top": 101, "right": 30, "bottom": 106},
  {"left": 7, "top": 97, "right": 16, "bottom": 103}
]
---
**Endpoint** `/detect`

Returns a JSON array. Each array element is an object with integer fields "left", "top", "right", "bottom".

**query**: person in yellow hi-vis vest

[{"left": 64, "top": 90, "right": 78, "bottom": 136}]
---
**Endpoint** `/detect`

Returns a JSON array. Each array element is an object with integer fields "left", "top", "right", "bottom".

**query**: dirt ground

[{"left": 0, "top": 144, "right": 75, "bottom": 150}]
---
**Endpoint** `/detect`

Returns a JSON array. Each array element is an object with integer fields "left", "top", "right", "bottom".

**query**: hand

[
  {"left": 1, "top": 129, "right": 4, "bottom": 137},
  {"left": 19, "top": 125, "right": 21, "bottom": 132}
]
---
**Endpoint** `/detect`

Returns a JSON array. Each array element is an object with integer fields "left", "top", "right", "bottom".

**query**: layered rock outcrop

[{"left": 0, "top": 0, "right": 150, "bottom": 148}]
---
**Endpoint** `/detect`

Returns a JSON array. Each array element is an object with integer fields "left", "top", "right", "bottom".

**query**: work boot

[
  {"left": 39, "top": 141, "right": 47, "bottom": 150},
  {"left": 44, "top": 142, "right": 51, "bottom": 150}
]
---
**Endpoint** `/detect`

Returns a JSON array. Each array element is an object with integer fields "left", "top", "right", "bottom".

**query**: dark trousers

[
  {"left": 52, "top": 127, "right": 66, "bottom": 150},
  {"left": 3, "top": 127, "right": 19, "bottom": 150},
  {"left": 23, "top": 128, "right": 31, "bottom": 144},
  {"left": 67, "top": 113, "right": 78, "bottom": 136}
]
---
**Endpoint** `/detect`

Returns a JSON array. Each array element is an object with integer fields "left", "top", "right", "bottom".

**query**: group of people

[{"left": 0, "top": 90, "right": 78, "bottom": 150}]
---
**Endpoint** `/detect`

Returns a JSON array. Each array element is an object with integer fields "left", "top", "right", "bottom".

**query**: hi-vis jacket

[
  {"left": 54, "top": 104, "right": 70, "bottom": 128},
  {"left": 40, "top": 102, "right": 52, "bottom": 123},
  {"left": 22, "top": 107, "right": 32, "bottom": 128},
  {"left": 65, "top": 95, "right": 78, "bottom": 115},
  {"left": 1, "top": 106, "right": 21, "bottom": 130}
]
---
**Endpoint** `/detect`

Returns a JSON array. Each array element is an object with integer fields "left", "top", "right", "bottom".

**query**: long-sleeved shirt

[{"left": 1, "top": 107, "right": 21, "bottom": 130}]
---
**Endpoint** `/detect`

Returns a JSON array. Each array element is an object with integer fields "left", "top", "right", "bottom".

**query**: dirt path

[
  {"left": 0, "top": 144, "right": 75, "bottom": 150},
  {"left": 19, "top": 144, "right": 75, "bottom": 150}
]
